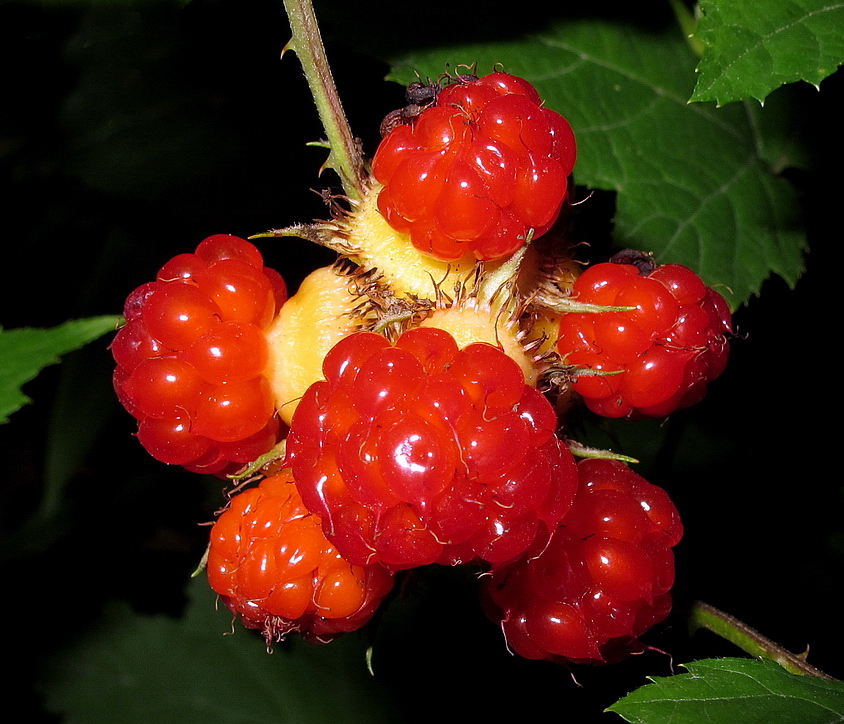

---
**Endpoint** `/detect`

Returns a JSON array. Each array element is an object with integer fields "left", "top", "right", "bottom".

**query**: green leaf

[
  {"left": 0, "top": 317, "right": 122, "bottom": 424},
  {"left": 386, "top": 17, "right": 806, "bottom": 307},
  {"left": 608, "top": 658, "right": 844, "bottom": 724},
  {"left": 41, "top": 578, "right": 399, "bottom": 724},
  {"left": 691, "top": 0, "right": 844, "bottom": 105}
]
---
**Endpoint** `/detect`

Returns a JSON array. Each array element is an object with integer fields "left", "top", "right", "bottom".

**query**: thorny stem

[
  {"left": 668, "top": 0, "right": 706, "bottom": 58},
  {"left": 690, "top": 601, "right": 835, "bottom": 679},
  {"left": 282, "top": 0, "right": 366, "bottom": 200}
]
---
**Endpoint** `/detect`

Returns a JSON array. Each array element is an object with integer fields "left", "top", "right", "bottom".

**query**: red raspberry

[
  {"left": 556, "top": 254, "right": 732, "bottom": 418},
  {"left": 372, "top": 71, "right": 576, "bottom": 262},
  {"left": 111, "top": 234, "right": 287, "bottom": 475},
  {"left": 207, "top": 470, "right": 394, "bottom": 644},
  {"left": 284, "top": 327, "right": 579, "bottom": 571},
  {"left": 482, "top": 458, "right": 682, "bottom": 664}
]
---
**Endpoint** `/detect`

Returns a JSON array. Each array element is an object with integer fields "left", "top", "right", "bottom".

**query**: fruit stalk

[
  {"left": 689, "top": 600, "right": 834, "bottom": 679},
  {"left": 282, "top": 0, "right": 365, "bottom": 199}
]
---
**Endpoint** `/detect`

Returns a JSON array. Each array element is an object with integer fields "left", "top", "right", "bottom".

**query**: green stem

[
  {"left": 668, "top": 0, "right": 706, "bottom": 58},
  {"left": 282, "top": 0, "right": 365, "bottom": 200},
  {"left": 690, "top": 601, "right": 835, "bottom": 679}
]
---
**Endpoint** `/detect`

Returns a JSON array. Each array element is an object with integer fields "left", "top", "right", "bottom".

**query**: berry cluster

[
  {"left": 372, "top": 71, "right": 576, "bottom": 262},
  {"left": 111, "top": 70, "right": 729, "bottom": 664},
  {"left": 285, "top": 327, "right": 579, "bottom": 570},
  {"left": 111, "top": 235, "right": 286, "bottom": 475},
  {"left": 207, "top": 470, "right": 394, "bottom": 643},
  {"left": 483, "top": 459, "right": 682, "bottom": 664},
  {"left": 557, "top": 255, "right": 732, "bottom": 418}
]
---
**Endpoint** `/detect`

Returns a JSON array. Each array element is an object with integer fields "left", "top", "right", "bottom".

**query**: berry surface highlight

[
  {"left": 373, "top": 71, "right": 576, "bottom": 262},
  {"left": 111, "top": 235, "right": 286, "bottom": 475},
  {"left": 483, "top": 458, "right": 682, "bottom": 664},
  {"left": 207, "top": 469, "right": 394, "bottom": 644},
  {"left": 556, "top": 255, "right": 732, "bottom": 418},
  {"left": 284, "top": 327, "right": 579, "bottom": 571}
]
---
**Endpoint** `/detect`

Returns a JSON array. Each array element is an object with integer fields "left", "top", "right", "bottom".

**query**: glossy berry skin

[
  {"left": 284, "top": 327, "right": 579, "bottom": 572},
  {"left": 372, "top": 71, "right": 576, "bottom": 262},
  {"left": 557, "top": 259, "right": 731, "bottom": 418},
  {"left": 111, "top": 235, "right": 287, "bottom": 475},
  {"left": 483, "top": 458, "right": 682, "bottom": 665},
  {"left": 207, "top": 470, "right": 394, "bottom": 644}
]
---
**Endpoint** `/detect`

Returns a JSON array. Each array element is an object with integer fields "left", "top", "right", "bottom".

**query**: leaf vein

[
  {"left": 664, "top": 154, "right": 752, "bottom": 254},
  {"left": 697, "top": 2, "right": 844, "bottom": 94},
  {"left": 536, "top": 35, "right": 743, "bottom": 138}
]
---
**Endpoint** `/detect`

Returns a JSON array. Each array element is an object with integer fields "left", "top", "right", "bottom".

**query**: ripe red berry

[
  {"left": 372, "top": 71, "right": 576, "bottom": 262},
  {"left": 111, "top": 235, "right": 287, "bottom": 475},
  {"left": 207, "top": 470, "right": 394, "bottom": 644},
  {"left": 482, "top": 458, "right": 682, "bottom": 664},
  {"left": 556, "top": 256, "right": 732, "bottom": 418},
  {"left": 284, "top": 327, "right": 579, "bottom": 571}
]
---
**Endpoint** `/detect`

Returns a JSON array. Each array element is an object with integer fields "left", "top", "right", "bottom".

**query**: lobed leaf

[
  {"left": 608, "top": 657, "right": 844, "bottom": 724},
  {"left": 0, "top": 316, "right": 122, "bottom": 424},
  {"left": 691, "top": 0, "right": 844, "bottom": 105},
  {"left": 386, "top": 17, "right": 806, "bottom": 308}
]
